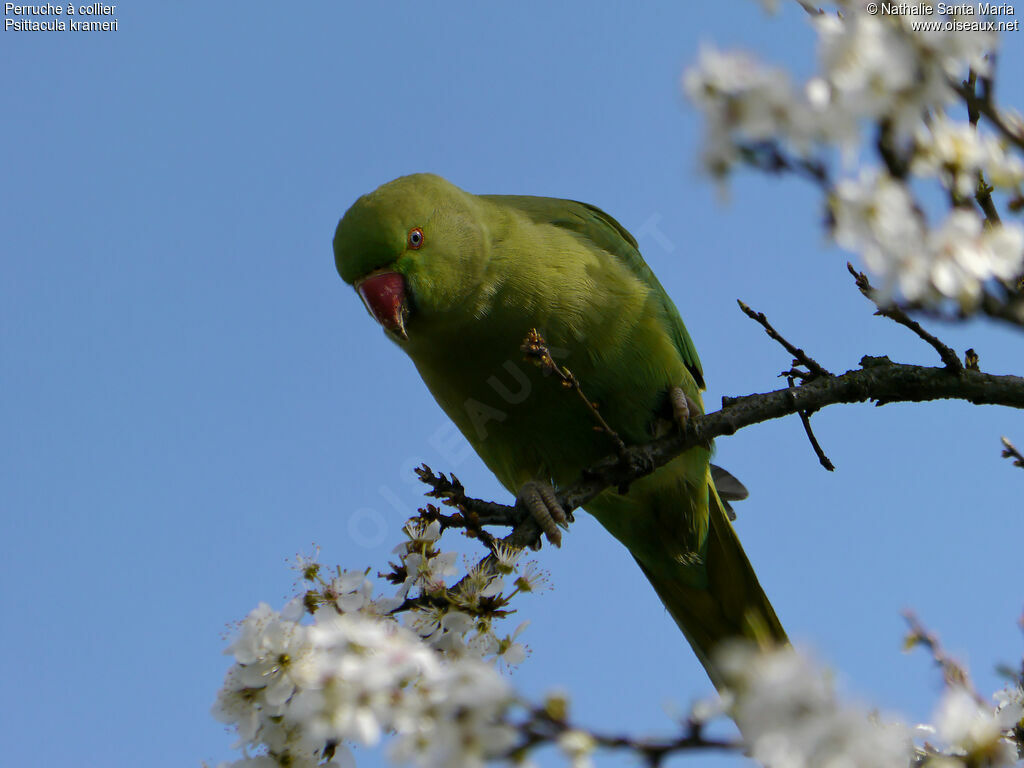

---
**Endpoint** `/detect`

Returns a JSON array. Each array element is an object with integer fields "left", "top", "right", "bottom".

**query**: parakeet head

[{"left": 333, "top": 174, "right": 487, "bottom": 341}]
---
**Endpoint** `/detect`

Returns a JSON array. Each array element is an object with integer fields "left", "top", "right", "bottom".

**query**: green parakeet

[{"left": 333, "top": 173, "right": 786, "bottom": 687}]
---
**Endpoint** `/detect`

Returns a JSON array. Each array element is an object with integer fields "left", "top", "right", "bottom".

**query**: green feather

[
  {"left": 483, "top": 195, "right": 705, "bottom": 389},
  {"left": 333, "top": 174, "right": 786, "bottom": 688}
]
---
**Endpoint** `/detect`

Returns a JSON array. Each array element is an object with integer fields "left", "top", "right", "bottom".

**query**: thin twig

[
  {"left": 847, "top": 263, "right": 964, "bottom": 372},
  {"left": 509, "top": 710, "right": 739, "bottom": 767},
  {"left": 423, "top": 359, "right": 1024, "bottom": 548},
  {"left": 965, "top": 71, "right": 981, "bottom": 127},
  {"left": 876, "top": 119, "right": 912, "bottom": 180},
  {"left": 521, "top": 328, "right": 628, "bottom": 455},
  {"left": 903, "top": 611, "right": 979, "bottom": 697},
  {"left": 952, "top": 78, "right": 1024, "bottom": 152},
  {"left": 794, "top": 0, "right": 825, "bottom": 15},
  {"left": 1002, "top": 436, "right": 1024, "bottom": 470},
  {"left": 887, "top": 292, "right": 1024, "bottom": 330},
  {"left": 959, "top": 72, "right": 1006, "bottom": 225},
  {"left": 789, "top": 375, "right": 835, "bottom": 471},
  {"left": 979, "top": 290, "right": 1024, "bottom": 328},
  {"left": 961, "top": 76, "right": 1004, "bottom": 226},
  {"left": 975, "top": 173, "right": 1002, "bottom": 226},
  {"left": 415, "top": 466, "right": 520, "bottom": 526},
  {"left": 735, "top": 140, "right": 831, "bottom": 188},
  {"left": 737, "top": 300, "right": 833, "bottom": 378}
]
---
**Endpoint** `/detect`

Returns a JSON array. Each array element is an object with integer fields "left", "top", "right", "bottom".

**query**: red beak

[{"left": 355, "top": 270, "right": 409, "bottom": 339}]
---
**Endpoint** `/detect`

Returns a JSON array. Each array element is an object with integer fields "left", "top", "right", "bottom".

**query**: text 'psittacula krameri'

[{"left": 333, "top": 173, "right": 786, "bottom": 687}]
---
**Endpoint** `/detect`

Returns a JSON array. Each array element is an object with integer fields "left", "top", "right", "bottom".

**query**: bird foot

[
  {"left": 516, "top": 480, "right": 569, "bottom": 548},
  {"left": 669, "top": 386, "right": 701, "bottom": 431}
]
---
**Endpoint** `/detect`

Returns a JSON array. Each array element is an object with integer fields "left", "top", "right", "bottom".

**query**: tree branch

[
  {"left": 790, "top": 376, "right": 835, "bottom": 471},
  {"left": 425, "top": 357, "right": 1024, "bottom": 547},
  {"left": 903, "top": 611, "right": 978, "bottom": 696},
  {"left": 979, "top": 290, "right": 1024, "bottom": 329},
  {"left": 881, "top": 292, "right": 1024, "bottom": 332},
  {"left": 521, "top": 328, "right": 627, "bottom": 455},
  {"left": 738, "top": 300, "right": 833, "bottom": 378},
  {"left": 510, "top": 709, "right": 739, "bottom": 767},
  {"left": 1002, "top": 436, "right": 1024, "bottom": 470},
  {"left": 847, "top": 263, "right": 964, "bottom": 372},
  {"left": 735, "top": 140, "right": 831, "bottom": 189},
  {"left": 952, "top": 78, "right": 1024, "bottom": 153}
]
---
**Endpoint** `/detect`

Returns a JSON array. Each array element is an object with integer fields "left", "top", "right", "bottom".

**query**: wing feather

[{"left": 484, "top": 194, "right": 704, "bottom": 388}]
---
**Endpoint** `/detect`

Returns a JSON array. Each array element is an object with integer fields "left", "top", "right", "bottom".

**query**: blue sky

[{"left": 2, "top": 3, "right": 1022, "bottom": 767}]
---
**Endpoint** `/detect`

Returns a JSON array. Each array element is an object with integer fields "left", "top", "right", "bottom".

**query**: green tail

[
  {"left": 634, "top": 492, "right": 787, "bottom": 689},
  {"left": 587, "top": 459, "right": 787, "bottom": 690}
]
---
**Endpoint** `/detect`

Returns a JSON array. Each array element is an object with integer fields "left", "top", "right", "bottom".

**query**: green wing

[{"left": 483, "top": 195, "right": 704, "bottom": 389}]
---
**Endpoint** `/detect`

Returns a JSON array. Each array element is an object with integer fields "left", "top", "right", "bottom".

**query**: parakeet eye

[{"left": 407, "top": 227, "right": 424, "bottom": 249}]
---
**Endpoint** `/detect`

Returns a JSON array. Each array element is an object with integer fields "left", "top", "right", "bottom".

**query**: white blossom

[
  {"left": 216, "top": 602, "right": 519, "bottom": 768},
  {"left": 930, "top": 685, "right": 1022, "bottom": 766},
  {"left": 832, "top": 169, "right": 924, "bottom": 297},
  {"left": 458, "top": 561, "right": 504, "bottom": 605},
  {"left": 893, "top": 2, "right": 996, "bottom": 77},
  {"left": 397, "top": 518, "right": 443, "bottom": 551},
  {"left": 493, "top": 621, "right": 530, "bottom": 667},
  {"left": 387, "top": 650, "right": 517, "bottom": 768},
  {"left": 831, "top": 169, "right": 1024, "bottom": 305},
  {"left": 292, "top": 548, "right": 321, "bottom": 581},
  {"left": 491, "top": 542, "right": 524, "bottom": 573},
  {"left": 994, "top": 683, "right": 1024, "bottom": 719},
  {"left": 224, "top": 602, "right": 318, "bottom": 707},
  {"left": 514, "top": 560, "right": 550, "bottom": 593},
  {"left": 688, "top": 3, "right": 1003, "bottom": 177},
  {"left": 914, "top": 115, "right": 1024, "bottom": 196},
  {"left": 683, "top": 46, "right": 805, "bottom": 175},
  {"left": 718, "top": 643, "right": 913, "bottom": 768},
  {"left": 683, "top": 45, "right": 796, "bottom": 141},
  {"left": 290, "top": 611, "right": 436, "bottom": 748},
  {"left": 211, "top": 667, "right": 264, "bottom": 748},
  {"left": 326, "top": 569, "right": 375, "bottom": 613},
  {"left": 404, "top": 549, "right": 458, "bottom": 592},
  {"left": 557, "top": 730, "right": 597, "bottom": 768},
  {"left": 816, "top": 12, "right": 925, "bottom": 130},
  {"left": 320, "top": 567, "right": 408, "bottom": 619},
  {"left": 925, "top": 210, "right": 1024, "bottom": 304},
  {"left": 213, "top": 518, "right": 548, "bottom": 768}
]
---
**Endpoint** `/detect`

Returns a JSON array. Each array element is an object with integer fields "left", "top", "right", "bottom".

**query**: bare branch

[
  {"left": 880, "top": 292, "right": 1024, "bottom": 331},
  {"left": 794, "top": 0, "right": 825, "bottom": 15},
  {"left": 952, "top": 78, "right": 1024, "bottom": 153},
  {"left": 416, "top": 466, "right": 515, "bottom": 527},
  {"left": 426, "top": 357, "right": 1024, "bottom": 544},
  {"left": 521, "top": 328, "right": 627, "bottom": 456},
  {"left": 738, "top": 300, "right": 833, "bottom": 378},
  {"left": 735, "top": 140, "right": 831, "bottom": 188},
  {"left": 979, "top": 290, "right": 1024, "bottom": 329},
  {"left": 903, "top": 611, "right": 979, "bottom": 697},
  {"left": 957, "top": 71, "right": 1006, "bottom": 226},
  {"left": 974, "top": 173, "right": 1003, "bottom": 226},
  {"left": 847, "top": 264, "right": 964, "bottom": 372},
  {"left": 789, "top": 376, "right": 835, "bottom": 471},
  {"left": 965, "top": 70, "right": 981, "bottom": 127},
  {"left": 1002, "top": 436, "right": 1024, "bottom": 470},
  {"left": 509, "top": 709, "right": 739, "bottom": 767}
]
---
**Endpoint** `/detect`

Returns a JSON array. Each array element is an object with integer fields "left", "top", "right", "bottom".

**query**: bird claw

[
  {"left": 669, "top": 386, "right": 701, "bottom": 431},
  {"left": 517, "top": 480, "right": 568, "bottom": 548}
]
